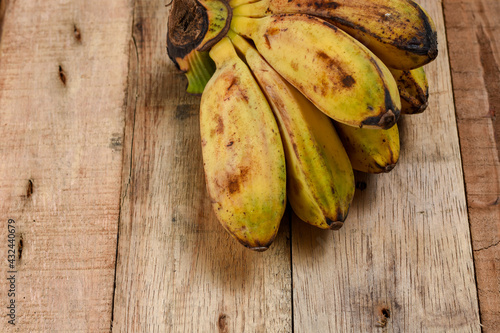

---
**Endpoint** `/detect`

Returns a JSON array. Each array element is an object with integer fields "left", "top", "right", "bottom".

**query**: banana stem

[
  {"left": 230, "top": 16, "right": 259, "bottom": 39},
  {"left": 232, "top": 0, "right": 269, "bottom": 17},
  {"left": 209, "top": 37, "right": 238, "bottom": 67},
  {"left": 227, "top": 30, "right": 253, "bottom": 55},
  {"left": 182, "top": 51, "right": 216, "bottom": 94},
  {"left": 229, "top": 0, "right": 259, "bottom": 8}
]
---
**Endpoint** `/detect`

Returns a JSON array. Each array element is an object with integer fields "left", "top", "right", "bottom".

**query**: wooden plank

[
  {"left": 291, "top": 0, "right": 481, "bottom": 331},
  {"left": 0, "top": 1, "right": 131, "bottom": 331},
  {"left": 111, "top": 2, "right": 292, "bottom": 331},
  {"left": 442, "top": 0, "right": 500, "bottom": 330}
]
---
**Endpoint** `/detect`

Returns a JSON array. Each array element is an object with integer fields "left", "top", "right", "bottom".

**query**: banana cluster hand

[{"left": 167, "top": 0, "right": 438, "bottom": 250}]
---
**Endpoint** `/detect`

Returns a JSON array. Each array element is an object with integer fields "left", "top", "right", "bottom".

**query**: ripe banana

[
  {"left": 232, "top": 0, "right": 438, "bottom": 70},
  {"left": 390, "top": 67, "right": 429, "bottom": 114},
  {"left": 167, "top": 0, "right": 440, "bottom": 247},
  {"left": 230, "top": 32, "right": 354, "bottom": 229},
  {"left": 231, "top": 14, "right": 401, "bottom": 129},
  {"left": 200, "top": 37, "right": 286, "bottom": 250},
  {"left": 334, "top": 122, "right": 400, "bottom": 174}
]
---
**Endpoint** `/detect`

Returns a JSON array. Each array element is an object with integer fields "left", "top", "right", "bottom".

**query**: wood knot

[
  {"left": 26, "top": 179, "right": 34, "bottom": 198},
  {"left": 18, "top": 234, "right": 24, "bottom": 261},
  {"left": 59, "top": 65, "right": 67, "bottom": 85},
  {"left": 376, "top": 307, "right": 391, "bottom": 328},
  {"left": 218, "top": 313, "right": 228, "bottom": 332},
  {"left": 73, "top": 24, "right": 81, "bottom": 42},
  {"left": 355, "top": 181, "right": 367, "bottom": 191}
]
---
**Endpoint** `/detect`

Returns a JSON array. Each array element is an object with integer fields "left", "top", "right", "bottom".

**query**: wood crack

[
  {"left": 476, "top": 24, "right": 500, "bottom": 161},
  {"left": 0, "top": 0, "right": 8, "bottom": 42},
  {"left": 120, "top": 32, "right": 140, "bottom": 205},
  {"left": 110, "top": 7, "right": 140, "bottom": 331},
  {"left": 473, "top": 239, "right": 500, "bottom": 252}
]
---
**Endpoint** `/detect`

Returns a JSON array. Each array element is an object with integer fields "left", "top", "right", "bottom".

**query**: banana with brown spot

[
  {"left": 200, "top": 37, "right": 286, "bottom": 250},
  {"left": 232, "top": 0, "right": 438, "bottom": 70},
  {"left": 231, "top": 14, "right": 401, "bottom": 129},
  {"left": 333, "top": 122, "right": 400, "bottom": 174},
  {"left": 230, "top": 32, "right": 355, "bottom": 229},
  {"left": 390, "top": 66, "right": 429, "bottom": 114}
]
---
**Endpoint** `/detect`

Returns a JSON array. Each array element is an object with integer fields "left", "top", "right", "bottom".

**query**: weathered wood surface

[
  {"left": 443, "top": 0, "right": 500, "bottom": 331},
  {"left": 290, "top": 0, "right": 481, "bottom": 331},
  {"left": 0, "top": 0, "right": 131, "bottom": 331},
  {"left": 0, "top": 0, "right": 496, "bottom": 331},
  {"left": 110, "top": 2, "right": 292, "bottom": 332}
]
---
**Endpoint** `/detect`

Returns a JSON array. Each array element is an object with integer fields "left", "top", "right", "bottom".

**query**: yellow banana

[
  {"left": 333, "top": 122, "right": 400, "bottom": 174},
  {"left": 229, "top": 32, "right": 354, "bottom": 229},
  {"left": 231, "top": 14, "right": 401, "bottom": 129},
  {"left": 200, "top": 37, "right": 286, "bottom": 250},
  {"left": 232, "top": 0, "right": 438, "bottom": 70},
  {"left": 390, "top": 67, "right": 429, "bottom": 114}
]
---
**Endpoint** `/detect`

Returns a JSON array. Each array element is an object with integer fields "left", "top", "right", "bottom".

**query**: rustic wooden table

[{"left": 0, "top": 0, "right": 498, "bottom": 332}]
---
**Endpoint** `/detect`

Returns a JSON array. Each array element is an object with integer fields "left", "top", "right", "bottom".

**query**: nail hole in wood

[
  {"left": 218, "top": 314, "right": 228, "bottom": 332},
  {"left": 59, "top": 65, "right": 67, "bottom": 85},
  {"left": 73, "top": 24, "right": 81, "bottom": 42},
  {"left": 26, "top": 179, "right": 33, "bottom": 198},
  {"left": 382, "top": 308, "right": 390, "bottom": 318},
  {"left": 356, "top": 181, "right": 367, "bottom": 191},
  {"left": 135, "top": 21, "right": 143, "bottom": 34},
  {"left": 18, "top": 234, "right": 23, "bottom": 261}
]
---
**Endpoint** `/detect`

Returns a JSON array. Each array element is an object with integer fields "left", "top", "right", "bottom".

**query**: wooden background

[{"left": 0, "top": 0, "right": 498, "bottom": 331}]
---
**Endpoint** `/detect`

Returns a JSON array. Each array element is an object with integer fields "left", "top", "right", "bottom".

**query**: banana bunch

[{"left": 167, "top": 0, "right": 436, "bottom": 250}]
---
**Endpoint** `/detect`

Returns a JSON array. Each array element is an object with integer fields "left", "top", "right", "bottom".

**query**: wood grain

[
  {"left": 111, "top": 2, "right": 291, "bottom": 331},
  {"left": 443, "top": 0, "right": 500, "bottom": 330},
  {"left": 0, "top": 1, "right": 131, "bottom": 331},
  {"left": 291, "top": 0, "right": 481, "bottom": 331},
  {"left": 1, "top": 0, "right": 492, "bottom": 331}
]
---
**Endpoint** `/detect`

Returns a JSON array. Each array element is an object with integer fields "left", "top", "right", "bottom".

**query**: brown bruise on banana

[
  {"left": 201, "top": 38, "right": 286, "bottom": 250},
  {"left": 207, "top": 71, "right": 252, "bottom": 198},
  {"left": 392, "top": 68, "right": 429, "bottom": 114},
  {"left": 400, "top": 89, "right": 428, "bottom": 114},
  {"left": 271, "top": 1, "right": 436, "bottom": 55},
  {"left": 315, "top": 50, "right": 357, "bottom": 89}
]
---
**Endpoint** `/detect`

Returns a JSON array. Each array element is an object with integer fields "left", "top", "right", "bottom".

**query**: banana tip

[
  {"left": 427, "top": 32, "right": 439, "bottom": 60},
  {"left": 361, "top": 109, "right": 400, "bottom": 129},
  {"left": 378, "top": 110, "right": 397, "bottom": 129},
  {"left": 418, "top": 101, "right": 429, "bottom": 113},
  {"left": 247, "top": 246, "right": 269, "bottom": 252},
  {"left": 326, "top": 217, "right": 345, "bottom": 230},
  {"left": 384, "top": 163, "right": 396, "bottom": 172}
]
